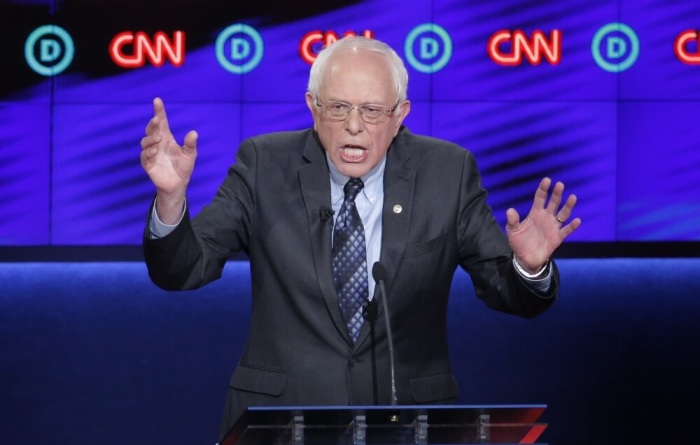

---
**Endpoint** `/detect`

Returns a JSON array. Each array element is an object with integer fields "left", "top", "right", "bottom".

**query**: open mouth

[{"left": 340, "top": 145, "right": 367, "bottom": 162}]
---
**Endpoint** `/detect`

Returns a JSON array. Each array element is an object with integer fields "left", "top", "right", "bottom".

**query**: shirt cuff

[
  {"left": 149, "top": 198, "right": 186, "bottom": 239},
  {"left": 513, "top": 257, "right": 552, "bottom": 293}
]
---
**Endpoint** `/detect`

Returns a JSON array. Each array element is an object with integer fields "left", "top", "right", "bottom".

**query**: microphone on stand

[{"left": 372, "top": 261, "right": 398, "bottom": 406}]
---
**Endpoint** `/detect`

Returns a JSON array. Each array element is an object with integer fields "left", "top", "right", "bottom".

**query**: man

[{"left": 141, "top": 36, "right": 580, "bottom": 440}]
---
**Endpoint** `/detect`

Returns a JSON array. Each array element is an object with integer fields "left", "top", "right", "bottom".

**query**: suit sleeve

[
  {"left": 455, "top": 151, "right": 557, "bottom": 318},
  {"left": 142, "top": 138, "right": 257, "bottom": 291}
]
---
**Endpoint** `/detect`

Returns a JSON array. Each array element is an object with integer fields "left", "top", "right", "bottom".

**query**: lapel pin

[{"left": 393, "top": 205, "right": 402, "bottom": 214}]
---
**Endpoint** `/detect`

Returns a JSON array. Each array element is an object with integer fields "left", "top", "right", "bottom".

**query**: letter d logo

[{"left": 25, "top": 25, "right": 75, "bottom": 76}]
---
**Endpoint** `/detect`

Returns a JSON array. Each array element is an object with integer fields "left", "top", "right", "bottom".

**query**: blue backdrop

[{"left": 1, "top": 0, "right": 700, "bottom": 247}]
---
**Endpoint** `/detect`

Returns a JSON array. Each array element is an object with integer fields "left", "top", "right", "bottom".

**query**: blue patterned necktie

[{"left": 332, "top": 177, "right": 368, "bottom": 342}]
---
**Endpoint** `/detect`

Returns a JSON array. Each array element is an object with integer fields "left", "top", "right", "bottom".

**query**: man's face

[{"left": 305, "top": 49, "right": 410, "bottom": 178}]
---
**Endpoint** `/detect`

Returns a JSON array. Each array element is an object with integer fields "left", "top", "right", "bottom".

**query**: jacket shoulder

[
  {"left": 245, "top": 129, "right": 313, "bottom": 146},
  {"left": 396, "top": 127, "right": 473, "bottom": 166}
]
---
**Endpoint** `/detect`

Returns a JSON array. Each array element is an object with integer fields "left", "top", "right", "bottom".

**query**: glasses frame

[{"left": 315, "top": 98, "right": 400, "bottom": 124}]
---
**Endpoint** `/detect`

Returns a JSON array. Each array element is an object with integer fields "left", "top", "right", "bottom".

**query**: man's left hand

[{"left": 505, "top": 177, "right": 581, "bottom": 273}]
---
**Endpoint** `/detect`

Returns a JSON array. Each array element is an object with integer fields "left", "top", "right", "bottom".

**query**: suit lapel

[
  {"left": 355, "top": 129, "right": 416, "bottom": 348},
  {"left": 379, "top": 129, "right": 415, "bottom": 296},
  {"left": 298, "top": 132, "right": 352, "bottom": 343}
]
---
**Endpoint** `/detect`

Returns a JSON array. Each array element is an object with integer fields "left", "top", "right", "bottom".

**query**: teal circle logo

[
  {"left": 25, "top": 25, "right": 75, "bottom": 76},
  {"left": 216, "top": 24, "right": 264, "bottom": 74},
  {"left": 591, "top": 23, "right": 640, "bottom": 73},
  {"left": 404, "top": 23, "right": 453, "bottom": 74}
]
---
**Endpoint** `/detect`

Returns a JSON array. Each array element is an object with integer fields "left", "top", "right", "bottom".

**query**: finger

[
  {"left": 505, "top": 207, "right": 521, "bottom": 230},
  {"left": 555, "top": 194, "right": 577, "bottom": 222},
  {"left": 140, "top": 136, "right": 150, "bottom": 150},
  {"left": 546, "top": 181, "right": 565, "bottom": 214},
  {"left": 559, "top": 217, "right": 582, "bottom": 238},
  {"left": 140, "top": 133, "right": 161, "bottom": 151},
  {"left": 532, "top": 177, "right": 552, "bottom": 210},
  {"left": 140, "top": 136, "right": 159, "bottom": 160},
  {"left": 140, "top": 142, "right": 155, "bottom": 167},
  {"left": 145, "top": 115, "right": 160, "bottom": 136},
  {"left": 182, "top": 130, "right": 198, "bottom": 155},
  {"left": 153, "top": 97, "right": 172, "bottom": 135}
]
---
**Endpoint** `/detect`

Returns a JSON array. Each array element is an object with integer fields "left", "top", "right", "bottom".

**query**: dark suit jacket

[{"left": 143, "top": 127, "right": 558, "bottom": 439}]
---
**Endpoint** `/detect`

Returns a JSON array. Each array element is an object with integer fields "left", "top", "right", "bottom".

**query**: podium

[{"left": 220, "top": 405, "right": 547, "bottom": 444}]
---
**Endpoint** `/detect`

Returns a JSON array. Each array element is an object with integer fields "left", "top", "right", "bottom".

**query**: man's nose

[{"left": 344, "top": 107, "right": 364, "bottom": 134}]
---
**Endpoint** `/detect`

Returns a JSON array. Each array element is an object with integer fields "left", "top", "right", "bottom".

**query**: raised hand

[
  {"left": 140, "top": 97, "right": 198, "bottom": 223},
  {"left": 505, "top": 177, "right": 581, "bottom": 273}
]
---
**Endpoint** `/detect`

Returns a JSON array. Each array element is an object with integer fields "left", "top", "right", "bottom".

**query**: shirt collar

[{"left": 326, "top": 153, "right": 386, "bottom": 206}]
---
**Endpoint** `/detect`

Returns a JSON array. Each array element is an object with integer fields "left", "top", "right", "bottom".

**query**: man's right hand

[{"left": 140, "top": 97, "right": 198, "bottom": 224}]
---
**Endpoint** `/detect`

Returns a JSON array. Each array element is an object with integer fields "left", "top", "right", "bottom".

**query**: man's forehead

[{"left": 322, "top": 53, "right": 392, "bottom": 85}]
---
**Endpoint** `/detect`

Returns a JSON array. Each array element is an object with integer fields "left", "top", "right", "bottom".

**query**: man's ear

[
  {"left": 393, "top": 100, "right": 411, "bottom": 135},
  {"left": 305, "top": 92, "right": 318, "bottom": 130}
]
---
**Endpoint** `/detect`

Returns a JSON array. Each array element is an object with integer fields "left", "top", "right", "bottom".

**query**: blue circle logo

[
  {"left": 404, "top": 24, "right": 453, "bottom": 74},
  {"left": 25, "top": 25, "right": 75, "bottom": 76},
  {"left": 215, "top": 24, "right": 264, "bottom": 74},
  {"left": 591, "top": 23, "right": 640, "bottom": 73}
]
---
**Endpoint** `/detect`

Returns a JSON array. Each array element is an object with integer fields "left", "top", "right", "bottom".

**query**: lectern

[{"left": 220, "top": 405, "right": 547, "bottom": 444}]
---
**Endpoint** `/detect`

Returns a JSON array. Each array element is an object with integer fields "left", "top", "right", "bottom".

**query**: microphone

[
  {"left": 319, "top": 206, "right": 335, "bottom": 222},
  {"left": 372, "top": 261, "right": 398, "bottom": 406},
  {"left": 363, "top": 298, "right": 378, "bottom": 323}
]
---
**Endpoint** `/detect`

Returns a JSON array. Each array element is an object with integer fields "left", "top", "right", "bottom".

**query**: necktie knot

[{"left": 343, "top": 178, "right": 364, "bottom": 202}]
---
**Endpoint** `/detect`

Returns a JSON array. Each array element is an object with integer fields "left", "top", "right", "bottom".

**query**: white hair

[{"left": 307, "top": 36, "right": 409, "bottom": 102}]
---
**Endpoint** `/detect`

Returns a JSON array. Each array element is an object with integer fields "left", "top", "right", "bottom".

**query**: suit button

[{"left": 348, "top": 357, "right": 359, "bottom": 367}]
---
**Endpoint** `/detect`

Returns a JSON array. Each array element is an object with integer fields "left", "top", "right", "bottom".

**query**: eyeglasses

[{"left": 315, "top": 99, "right": 400, "bottom": 124}]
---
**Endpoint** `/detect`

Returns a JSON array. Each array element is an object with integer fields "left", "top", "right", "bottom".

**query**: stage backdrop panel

[{"left": 1, "top": 0, "right": 700, "bottom": 249}]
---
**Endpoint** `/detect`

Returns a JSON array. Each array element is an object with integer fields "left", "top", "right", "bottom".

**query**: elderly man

[{"left": 140, "top": 36, "right": 580, "bottom": 440}]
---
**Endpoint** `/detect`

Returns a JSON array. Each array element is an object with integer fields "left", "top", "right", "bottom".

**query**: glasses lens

[
  {"left": 318, "top": 100, "right": 394, "bottom": 124},
  {"left": 326, "top": 102, "right": 350, "bottom": 119},
  {"left": 360, "top": 105, "right": 384, "bottom": 121}
]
